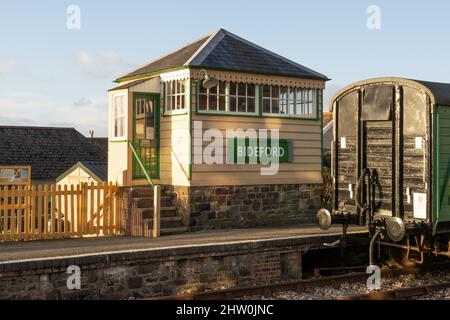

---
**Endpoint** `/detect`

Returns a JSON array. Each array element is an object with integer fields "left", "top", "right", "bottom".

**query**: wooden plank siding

[
  {"left": 109, "top": 72, "right": 324, "bottom": 187},
  {"left": 190, "top": 114, "right": 322, "bottom": 186}
]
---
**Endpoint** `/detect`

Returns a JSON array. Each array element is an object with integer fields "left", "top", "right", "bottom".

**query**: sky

[{"left": 0, "top": 1, "right": 449, "bottom": 136}]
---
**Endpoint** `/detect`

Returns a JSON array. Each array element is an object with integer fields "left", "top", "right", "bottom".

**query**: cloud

[
  {"left": 0, "top": 62, "right": 26, "bottom": 76},
  {"left": 73, "top": 97, "right": 92, "bottom": 107},
  {"left": 0, "top": 92, "right": 108, "bottom": 136},
  {"left": 75, "top": 51, "right": 132, "bottom": 79}
]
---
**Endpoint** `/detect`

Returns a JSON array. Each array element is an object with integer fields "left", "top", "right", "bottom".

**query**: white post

[{"left": 153, "top": 185, "right": 161, "bottom": 238}]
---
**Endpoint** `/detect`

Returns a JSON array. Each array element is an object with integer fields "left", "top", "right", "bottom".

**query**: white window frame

[
  {"left": 164, "top": 80, "right": 188, "bottom": 115},
  {"left": 197, "top": 81, "right": 259, "bottom": 116},
  {"left": 111, "top": 93, "right": 127, "bottom": 141},
  {"left": 262, "top": 85, "right": 317, "bottom": 119}
]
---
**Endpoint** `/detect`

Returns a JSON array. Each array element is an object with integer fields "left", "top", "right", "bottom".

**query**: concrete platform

[{"left": 0, "top": 224, "right": 367, "bottom": 262}]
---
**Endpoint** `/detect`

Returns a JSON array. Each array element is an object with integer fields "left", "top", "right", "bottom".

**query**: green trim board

[
  {"left": 109, "top": 139, "right": 128, "bottom": 143},
  {"left": 319, "top": 89, "right": 324, "bottom": 177},
  {"left": 188, "top": 78, "right": 193, "bottom": 181},
  {"left": 194, "top": 85, "right": 322, "bottom": 121},
  {"left": 115, "top": 66, "right": 189, "bottom": 83},
  {"left": 132, "top": 92, "right": 160, "bottom": 181}
]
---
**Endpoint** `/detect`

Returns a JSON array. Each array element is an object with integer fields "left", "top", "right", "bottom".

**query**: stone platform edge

[{"left": 0, "top": 231, "right": 368, "bottom": 275}]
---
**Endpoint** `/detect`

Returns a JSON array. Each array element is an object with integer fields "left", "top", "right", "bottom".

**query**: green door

[{"left": 132, "top": 93, "right": 160, "bottom": 179}]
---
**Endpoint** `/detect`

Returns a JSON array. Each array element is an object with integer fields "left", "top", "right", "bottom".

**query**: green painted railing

[{"left": 128, "top": 141, "right": 154, "bottom": 188}]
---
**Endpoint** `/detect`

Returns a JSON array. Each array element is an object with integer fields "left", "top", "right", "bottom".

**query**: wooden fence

[{"left": 0, "top": 182, "right": 120, "bottom": 242}]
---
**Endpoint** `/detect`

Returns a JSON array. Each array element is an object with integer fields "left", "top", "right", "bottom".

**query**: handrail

[{"left": 128, "top": 141, "right": 154, "bottom": 188}]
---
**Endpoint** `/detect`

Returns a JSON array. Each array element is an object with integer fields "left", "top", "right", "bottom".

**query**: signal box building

[{"left": 108, "top": 29, "right": 328, "bottom": 234}]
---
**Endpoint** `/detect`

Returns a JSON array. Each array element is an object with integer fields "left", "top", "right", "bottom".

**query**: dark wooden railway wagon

[{"left": 318, "top": 77, "right": 450, "bottom": 263}]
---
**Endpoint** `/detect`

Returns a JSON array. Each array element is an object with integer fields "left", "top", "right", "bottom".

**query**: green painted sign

[{"left": 228, "top": 138, "right": 293, "bottom": 164}]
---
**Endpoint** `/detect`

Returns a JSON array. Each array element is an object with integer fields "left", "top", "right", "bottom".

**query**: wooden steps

[{"left": 129, "top": 187, "right": 187, "bottom": 236}]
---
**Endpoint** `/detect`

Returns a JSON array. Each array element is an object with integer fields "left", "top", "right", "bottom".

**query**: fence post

[{"left": 153, "top": 185, "right": 161, "bottom": 238}]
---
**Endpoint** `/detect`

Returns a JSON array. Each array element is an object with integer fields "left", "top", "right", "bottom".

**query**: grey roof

[
  {"left": 414, "top": 80, "right": 450, "bottom": 106},
  {"left": 116, "top": 29, "right": 328, "bottom": 82},
  {"left": 0, "top": 126, "right": 107, "bottom": 180},
  {"left": 81, "top": 162, "right": 107, "bottom": 181},
  {"left": 91, "top": 137, "right": 108, "bottom": 154}
]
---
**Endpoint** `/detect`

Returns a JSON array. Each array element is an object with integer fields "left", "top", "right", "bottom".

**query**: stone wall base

[
  {"left": 119, "top": 184, "right": 322, "bottom": 235},
  {"left": 170, "top": 184, "right": 322, "bottom": 232}
]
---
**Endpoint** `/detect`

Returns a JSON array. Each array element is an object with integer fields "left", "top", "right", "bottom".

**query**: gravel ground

[{"left": 241, "top": 271, "right": 450, "bottom": 300}]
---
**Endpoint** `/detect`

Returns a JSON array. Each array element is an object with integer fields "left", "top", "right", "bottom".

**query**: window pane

[
  {"left": 166, "top": 92, "right": 172, "bottom": 110},
  {"left": 238, "top": 97, "right": 246, "bottom": 112},
  {"left": 280, "top": 99, "right": 288, "bottom": 114},
  {"left": 180, "top": 95, "right": 185, "bottom": 110},
  {"left": 272, "top": 99, "right": 279, "bottom": 114},
  {"left": 209, "top": 95, "right": 218, "bottom": 111},
  {"left": 272, "top": 86, "right": 279, "bottom": 98},
  {"left": 263, "top": 85, "right": 271, "bottom": 98},
  {"left": 247, "top": 98, "right": 255, "bottom": 113},
  {"left": 263, "top": 99, "right": 271, "bottom": 113},
  {"left": 230, "top": 97, "right": 237, "bottom": 112},
  {"left": 289, "top": 100, "right": 295, "bottom": 115},
  {"left": 280, "top": 86, "right": 288, "bottom": 100},
  {"left": 296, "top": 102, "right": 303, "bottom": 116},
  {"left": 172, "top": 96, "right": 176, "bottom": 110},
  {"left": 219, "top": 81, "right": 226, "bottom": 95},
  {"left": 209, "top": 86, "right": 217, "bottom": 95},
  {"left": 230, "top": 82, "right": 237, "bottom": 95},
  {"left": 180, "top": 81, "right": 185, "bottom": 93},
  {"left": 238, "top": 83, "right": 246, "bottom": 96},
  {"left": 199, "top": 94, "right": 207, "bottom": 110},
  {"left": 219, "top": 96, "right": 226, "bottom": 111},
  {"left": 247, "top": 84, "right": 256, "bottom": 97},
  {"left": 199, "top": 85, "right": 207, "bottom": 95}
]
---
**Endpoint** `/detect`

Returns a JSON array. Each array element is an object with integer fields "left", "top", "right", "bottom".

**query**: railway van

[{"left": 317, "top": 77, "right": 450, "bottom": 265}]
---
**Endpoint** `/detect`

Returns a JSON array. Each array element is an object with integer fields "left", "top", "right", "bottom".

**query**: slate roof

[
  {"left": 0, "top": 126, "right": 107, "bottom": 180},
  {"left": 91, "top": 137, "right": 108, "bottom": 154},
  {"left": 116, "top": 29, "right": 328, "bottom": 82},
  {"left": 82, "top": 162, "right": 107, "bottom": 181}
]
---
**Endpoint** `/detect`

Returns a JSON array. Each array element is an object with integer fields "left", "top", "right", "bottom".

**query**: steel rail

[
  {"left": 336, "top": 281, "right": 450, "bottom": 300},
  {"left": 145, "top": 271, "right": 403, "bottom": 301}
]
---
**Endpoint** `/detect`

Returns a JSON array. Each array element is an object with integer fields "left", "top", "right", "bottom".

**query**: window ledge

[
  {"left": 110, "top": 138, "right": 128, "bottom": 143},
  {"left": 262, "top": 113, "right": 318, "bottom": 120},
  {"left": 197, "top": 110, "right": 259, "bottom": 117},
  {"left": 164, "top": 109, "right": 188, "bottom": 116}
]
